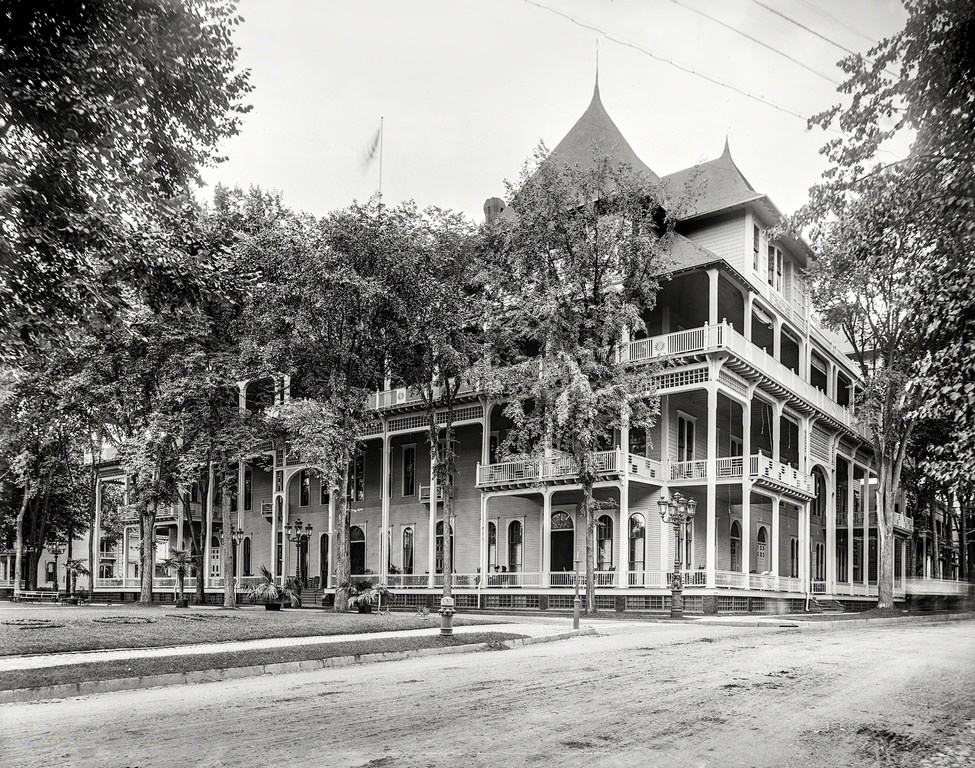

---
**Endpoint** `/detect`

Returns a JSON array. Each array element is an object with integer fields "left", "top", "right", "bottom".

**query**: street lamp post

[
  {"left": 658, "top": 492, "right": 698, "bottom": 619},
  {"left": 573, "top": 556, "right": 582, "bottom": 630},
  {"left": 284, "top": 519, "right": 312, "bottom": 588},
  {"left": 231, "top": 527, "right": 244, "bottom": 593},
  {"left": 49, "top": 540, "right": 65, "bottom": 596}
]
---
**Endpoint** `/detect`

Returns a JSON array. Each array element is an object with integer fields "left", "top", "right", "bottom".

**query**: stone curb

[{"left": 0, "top": 628, "right": 596, "bottom": 705}]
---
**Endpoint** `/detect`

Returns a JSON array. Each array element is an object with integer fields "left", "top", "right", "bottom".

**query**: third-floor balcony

[{"left": 621, "top": 322, "right": 863, "bottom": 436}]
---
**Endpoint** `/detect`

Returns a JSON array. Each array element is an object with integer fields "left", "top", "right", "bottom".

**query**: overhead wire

[{"left": 669, "top": 0, "right": 842, "bottom": 86}]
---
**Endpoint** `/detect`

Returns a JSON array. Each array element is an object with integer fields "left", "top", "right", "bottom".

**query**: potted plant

[
  {"left": 248, "top": 564, "right": 302, "bottom": 611},
  {"left": 346, "top": 580, "right": 393, "bottom": 614},
  {"left": 160, "top": 549, "right": 193, "bottom": 607}
]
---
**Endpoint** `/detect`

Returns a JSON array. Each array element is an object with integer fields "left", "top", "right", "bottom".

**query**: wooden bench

[{"left": 12, "top": 591, "right": 60, "bottom": 603}]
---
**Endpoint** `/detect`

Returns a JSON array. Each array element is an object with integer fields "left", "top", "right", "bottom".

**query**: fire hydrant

[{"left": 439, "top": 595, "right": 455, "bottom": 636}]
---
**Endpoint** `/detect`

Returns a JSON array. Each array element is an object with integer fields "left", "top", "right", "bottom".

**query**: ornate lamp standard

[
  {"left": 231, "top": 527, "right": 244, "bottom": 592},
  {"left": 48, "top": 540, "right": 65, "bottom": 595},
  {"left": 658, "top": 492, "right": 698, "bottom": 619},
  {"left": 284, "top": 519, "right": 312, "bottom": 587}
]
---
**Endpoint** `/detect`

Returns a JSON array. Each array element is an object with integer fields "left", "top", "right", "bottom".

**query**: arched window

[
  {"left": 628, "top": 514, "right": 646, "bottom": 573},
  {"left": 242, "top": 537, "right": 252, "bottom": 576},
  {"left": 508, "top": 520, "right": 523, "bottom": 572},
  {"left": 488, "top": 522, "right": 497, "bottom": 569},
  {"left": 350, "top": 525, "right": 365, "bottom": 575},
  {"left": 402, "top": 527, "right": 414, "bottom": 575},
  {"left": 597, "top": 515, "right": 614, "bottom": 571},
  {"left": 812, "top": 468, "right": 827, "bottom": 519},
  {"left": 435, "top": 521, "right": 454, "bottom": 574},
  {"left": 730, "top": 521, "right": 741, "bottom": 573},
  {"left": 552, "top": 511, "right": 573, "bottom": 530}
]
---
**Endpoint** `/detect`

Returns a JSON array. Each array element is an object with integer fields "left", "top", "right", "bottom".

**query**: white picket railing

[
  {"left": 477, "top": 450, "right": 621, "bottom": 486},
  {"left": 670, "top": 459, "right": 708, "bottom": 481}
]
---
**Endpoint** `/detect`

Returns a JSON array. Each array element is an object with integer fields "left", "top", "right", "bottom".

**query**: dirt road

[{"left": 2, "top": 620, "right": 973, "bottom": 767}]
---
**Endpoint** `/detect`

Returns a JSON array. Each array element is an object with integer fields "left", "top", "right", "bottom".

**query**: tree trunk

[
  {"left": 139, "top": 499, "right": 157, "bottom": 604},
  {"left": 220, "top": 459, "right": 236, "bottom": 608},
  {"left": 333, "top": 458, "right": 352, "bottom": 611},
  {"left": 875, "top": 459, "right": 898, "bottom": 610},
  {"left": 13, "top": 483, "right": 29, "bottom": 596},
  {"left": 583, "top": 483, "right": 596, "bottom": 615}
]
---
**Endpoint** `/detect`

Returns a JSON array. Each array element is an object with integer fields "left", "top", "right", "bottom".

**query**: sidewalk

[
  {"left": 0, "top": 620, "right": 581, "bottom": 673},
  {"left": 0, "top": 620, "right": 594, "bottom": 703}
]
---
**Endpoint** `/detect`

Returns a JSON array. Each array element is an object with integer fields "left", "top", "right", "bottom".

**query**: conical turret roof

[
  {"left": 544, "top": 80, "right": 660, "bottom": 184},
  {"left": 661, "top": 139, "right": 765, "bottom": 219}
]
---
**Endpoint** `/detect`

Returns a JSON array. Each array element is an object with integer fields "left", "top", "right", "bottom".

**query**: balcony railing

[
  {"left": 477, "top": 450, "right": 622, "bottom": 487},
  {"left": 670, "top": 459, "right": 708, "bottom": 481},
  {"left": 368, "top": 379, "right": 480, "bottom": 411},
  {"left": 418, "top": 484, "right": 445, "bottom": 503},
  {"left": 750, "top": 454, "right": 814, "bottom": 497},
  {"left": 622, "top": 322, "right": 862, "bottom": 435}
]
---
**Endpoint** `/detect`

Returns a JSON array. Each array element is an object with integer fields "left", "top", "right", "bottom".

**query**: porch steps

[
  {"left": 299, "top": 588, "right": 324, "bottom": 608},
  {"left": 811, "top": 597, "right": 846, "bottom": 614}
]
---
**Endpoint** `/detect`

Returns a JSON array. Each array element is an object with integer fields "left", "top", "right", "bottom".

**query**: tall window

[
  {"left": 753, "top": 224, "right": 761, "bottom": 272},
  {"left": 730, "top": 521, "right": 741, "bottom": 572},
  {"left": 350, "top": 526, "right": 365, "bottom": 574},
  {"left": 628, "top": 514, "right": 646, "bottom": 572},
  {"left": 597, "top": 515, "right": 613, "bottom": 571},
  {"left": 229, "top": 476, "right": 238, "bottom": 512},
  {"left": 210, "top": 536, "right": 221, "bottom": 578},
  {"left": 244, "top": 469, "right": 252, "bottom": 511},
  {"left": 275, "top": 531, "right": 283, "bottom": 577},
  {"left": 790, "top": 537, "right": 799, "bottom": 578},
  {"left": 435, "top": 521, "right": 454, "bottom": 574},
  {"left": 299, "top": 469, "right": 310, "bottom": 507},
  {"left": 402, "top": 527, "right": 414, "bottom": 575},
  {"left": 348, "top": 454, "right": 365, "bottom": 503},
  {"left": 815, "top": 542, "right": 826, "bottom": 581},
  {"left": 320, "top": 533, "right": 329, "bottom": 587},
  {"left": 402, "top": 445, "right": 416, "bottom": 497},
  {"left": 812, "top": 468, "right": 827, "bottom": 519},
  {"left": 489, "top": 432, "right": 500, "bottom": 463},
  {"left": 677, "top": 414, "right": 695, "bottom": 462},
  {"left": 488, "top": 522, "right": 497, "bottom": 569},
  {"left": 685, "top": 520, "right": 694, "bottom": 569},
  {"left": 508, "top": 520, "right": 523, "bottom": 572},
  {"left": 242, "top": 537, "right": 252, "bottom": 576},
  {"left": 768, "top": 244, "right": 783, "bottom": 292},
  {"left": 757, "top": 526, "right": 768, "bottom": 572}
]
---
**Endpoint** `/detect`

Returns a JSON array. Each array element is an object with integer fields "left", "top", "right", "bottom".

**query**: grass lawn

[
  {"left": 0, "top": 631, "right": 525, "bottom": 691},
  {"left": 0, "top": 603, "right": 502, "bottom": 656}
]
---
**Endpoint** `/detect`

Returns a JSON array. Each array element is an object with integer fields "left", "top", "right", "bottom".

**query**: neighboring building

[{"left": 81, "top": 82, "right": 969, "bottom": 612}]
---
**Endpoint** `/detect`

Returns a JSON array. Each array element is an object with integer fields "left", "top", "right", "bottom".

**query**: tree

[
  {"left": 245, "top": 197, "right": 407, "bottom": 611},
  {"left": 485, "top": 144, "right": 674, "bottom": 614},
  {"left": 389, "top": 206, "right": 483, "bottom": 602},
  {"left": 0, "top": 0, "right": 251, "bottom": 356},
  {"left": 799, "top": 0, "right": 975, "bottom": 605}
]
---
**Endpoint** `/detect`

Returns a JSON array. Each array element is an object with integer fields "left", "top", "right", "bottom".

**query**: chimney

[{"left": 483, "top": 196, "right": 506, "bottom": 225}]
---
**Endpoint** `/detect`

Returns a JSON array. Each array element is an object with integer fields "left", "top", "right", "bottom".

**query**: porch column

[
  {"left": 542, "top": 490, "right": 552, "bottom": 588},
  {"left": 772, "top": 401, "right": 783, "bottom": 463},
  {"left": 204, "top": 463, "right": 214, "bottom": 590},
  {"left": 863, "top": 469, "right": 871, "bottom": 591},
  {"left": 123, "top": 477, "right": 131, "bottom": 584},
  {"left": 326, "top": 490, "right": 335, "bottom": 589},
  {"left": 799, "top": 501, "right": 810, "bottom": 593},
  {"left": 379, "top": 435, "right": 390, "bottom": 582},
  {"left": 771, "top": 495, "right": 781, "bottom": 589},
  {"left": 826, "top": 466, "right": 836, "bottom": 591},
  {"left": 93, "top": 479, "right": 102, "bottom": 587},
  {"left": 707, "top": 267, "right": 720, "bottom": 326},
  {"left": 236, "top": 460, "right": 246, "bottom": 582},
  {"left": 479, "top": 493, "right": 488, "bottom": 603},
  {"left": 741, "top": 395, "right": 752, "bottom": 581},
  {"left": 846, "top": 459, "right": 854, "bottom": 590},
  {"left": 744, "top": 293, "right": 754, "bottom": 343},
  {"left": 427, "top": 454, "right": 437, "bottom": 589},
  {"left": 281, "top": 473, "right": 291, "bottom": 584},
  {"left": 619, "top": 413, "right": 630, "bottom": 589},
  {"left": 705, "top": 383, "right": 718, "bottom": 585}
]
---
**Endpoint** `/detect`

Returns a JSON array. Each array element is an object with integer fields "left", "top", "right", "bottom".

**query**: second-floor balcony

[{"left": 477, "top": 450, "right": 662, "bottom": 489}]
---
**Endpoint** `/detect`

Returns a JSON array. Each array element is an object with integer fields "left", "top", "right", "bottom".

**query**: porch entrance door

[
  {"left": 550, "top": 511, "right": 575, "bottom": 580},
  {"left": 297, "top": 539, "right": 308, "bottom": 587}
]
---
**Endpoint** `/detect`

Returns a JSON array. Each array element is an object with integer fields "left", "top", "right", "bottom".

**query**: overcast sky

[{"left": 199, "top": 0, "right": 908, "bottom": 223}]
